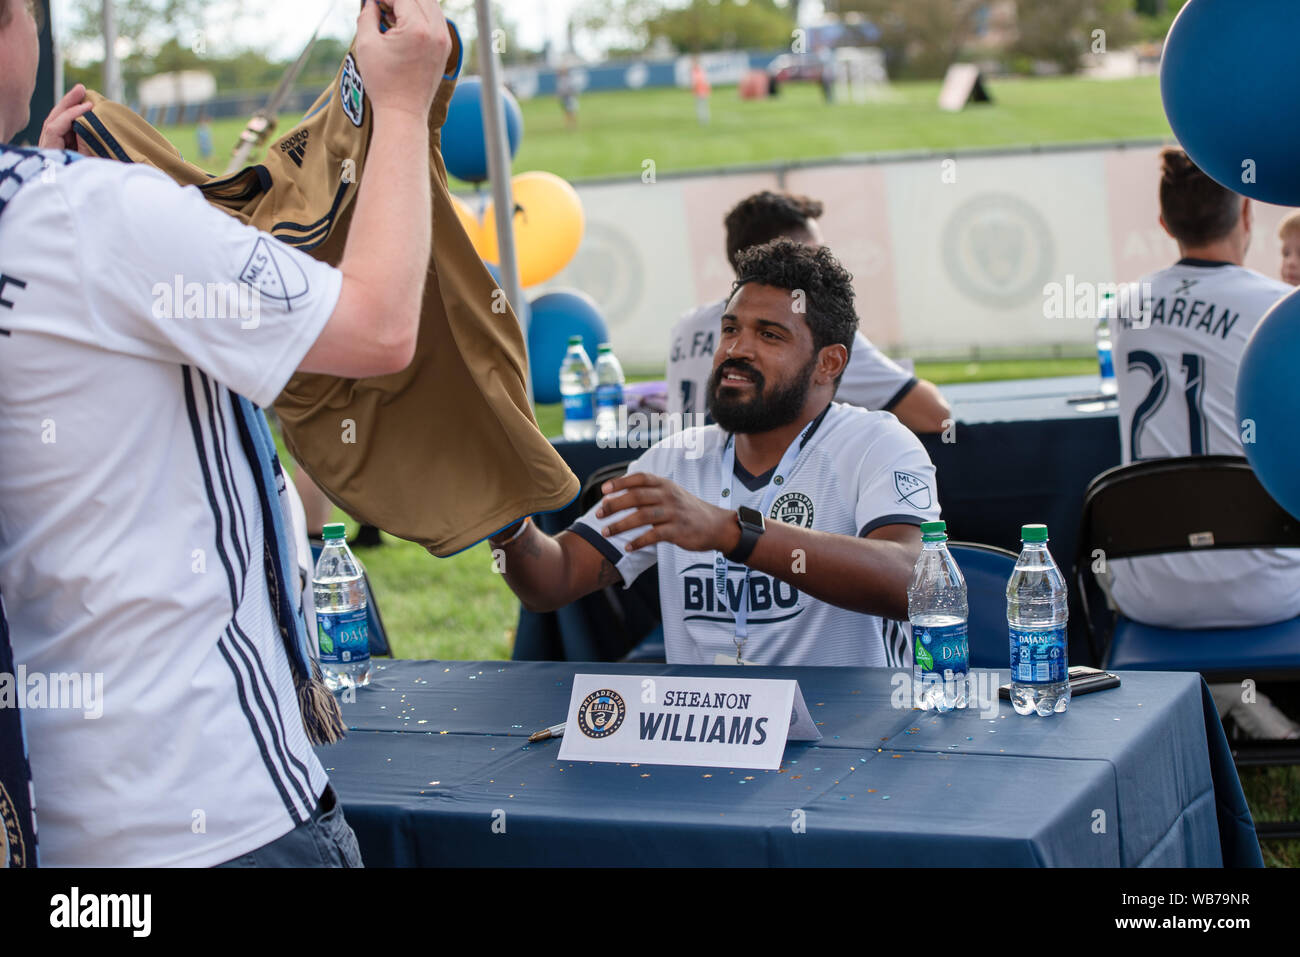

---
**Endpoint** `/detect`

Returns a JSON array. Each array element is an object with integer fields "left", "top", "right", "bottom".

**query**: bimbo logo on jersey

[{"left": 680, "top": 564, "right": 802, "bottom": 624}]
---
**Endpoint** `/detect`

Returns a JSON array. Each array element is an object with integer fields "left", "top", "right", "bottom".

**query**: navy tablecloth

[
  {"left": 515, "top": 376, "right": 1121, "bottom": 664},
  {"left": 316, "top": 659, "right": 1261, "bottom": 867}
]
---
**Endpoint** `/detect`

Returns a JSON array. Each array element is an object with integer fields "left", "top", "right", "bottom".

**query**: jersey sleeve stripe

[
  {"left": 568, "top": 520, "right": 625, "bottom": 569},
  {"left": 70, "top": 120, "right": 112, "bottom": 159},
  {"left": 79, "top": 111, "right": 133, "bottom": 164},
  {"left": 881, "top": 377, "right": 919, "bottom": 412},
  {"left": 859, "top": 513, "right": 926, "bottom": 537}
]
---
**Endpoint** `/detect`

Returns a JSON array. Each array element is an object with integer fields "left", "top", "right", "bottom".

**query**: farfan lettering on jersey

[
  {"left": 680, "top": 566, "right": 802, "bottom": 623},
  {"left": 1120, "top": 296, "right": 1239, "bottom": 340},
  {"left": 671, "top": 329, "right": 715, "bottom": 363}
]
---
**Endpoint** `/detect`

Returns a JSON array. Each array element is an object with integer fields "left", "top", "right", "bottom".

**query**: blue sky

[
  {"left": 52, "top": 0, "right": 819, "bottom": 63},
  {"left": 52, "top": 0, "right": 611, "bottom": 61}
]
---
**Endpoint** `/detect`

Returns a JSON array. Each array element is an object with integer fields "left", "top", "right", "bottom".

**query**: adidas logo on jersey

[{"left": 279, "top": 130, "right": 310, "bottom": 168}]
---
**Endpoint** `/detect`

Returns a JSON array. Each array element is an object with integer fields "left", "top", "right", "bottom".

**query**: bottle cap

[
  {"left": 568, "top": 335, "right": 583, "bottom": 346},
  {"left": 1021, "top": 523, "right": 1048, "bottom": 542},
  {"left": 322, "top": 522, "right": 347, "bottom": 541},
  {"left": 598, "top": 343, "right": 612, "bottom": 353},
  {"left": 920, "top": 520, "right": 947, "bottom": 542}
]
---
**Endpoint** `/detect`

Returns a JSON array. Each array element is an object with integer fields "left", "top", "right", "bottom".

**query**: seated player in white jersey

[
  {"left": 0, "top": 0, "right": 453, "bottom": 864},
  {"left": 667, "top": 190, "right": 950, "bottom": 434},
  {"left": 1111, "top": 148, "right": 1300, "bottom": 737},
  {"left": 496, "top": 239, "right": 940, "bottom": 667}
]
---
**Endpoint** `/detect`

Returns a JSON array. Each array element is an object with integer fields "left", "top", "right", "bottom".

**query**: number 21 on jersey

[{"left": 1126, "top": 350, "right": 1207, "bottom": 459}]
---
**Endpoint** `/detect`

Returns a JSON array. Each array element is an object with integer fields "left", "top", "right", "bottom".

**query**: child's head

[{"left": 1279, "top": 212, "right": 1300, "bottom": 285}]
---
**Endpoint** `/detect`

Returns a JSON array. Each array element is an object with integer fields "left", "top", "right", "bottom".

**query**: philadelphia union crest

[
  {"left": 0, "top": 781, "right": 26, "bottom": 868},
  {"left": 770, "top": 492, "right": 815, "bottom": 528},
  {"left": 577, "top": 689, "right": 626, "bottom": 739},
  {"left": 340, "top": 55, "right": 365, "bottom": 127}
]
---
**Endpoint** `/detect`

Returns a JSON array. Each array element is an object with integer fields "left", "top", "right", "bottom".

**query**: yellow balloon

[
  {"left": 449, "top": 193, "right": 485, "bottom": 254},
  {"left": 480, "top": 171, "right": 585, "bottom": 287}
]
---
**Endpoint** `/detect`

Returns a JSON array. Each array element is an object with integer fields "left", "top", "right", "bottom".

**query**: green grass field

[{"left": 160, "top": 74, "right": 1172, "bottom": 184}]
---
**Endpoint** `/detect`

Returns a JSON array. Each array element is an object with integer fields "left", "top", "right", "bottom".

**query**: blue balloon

[
  {"left": 1237, "top": 287, "right": 1300, "bottom": 517},
  {"left": 443, "top": 77, "right": 524, "bottom": 184},
  {"left": 527, "top": 290, "right": 609, "bottom": 405},
  {"left": 1162, "top": 0, "right": 1300, "bottom": 206}
]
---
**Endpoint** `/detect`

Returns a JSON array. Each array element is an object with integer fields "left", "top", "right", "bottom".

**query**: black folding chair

[
  {"left": 1074, "top": 455, "right": 1300, "bottom": 840},
  {"left": 569, "top": 461, "right": 664, "bottom": 663}
]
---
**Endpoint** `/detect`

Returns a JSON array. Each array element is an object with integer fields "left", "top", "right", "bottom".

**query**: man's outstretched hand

[
  {"left": 357, "top": 0, "right": 452, "bottom": 123},
  {"left": 39, "top": 84, "right": 93, "bottom": 152},
  {"left": 594, "top": 472, "right": 741, "bottom": 555}
]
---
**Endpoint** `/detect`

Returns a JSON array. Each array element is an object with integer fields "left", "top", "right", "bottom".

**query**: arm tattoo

[
  {"left": 518, "top": 529, "right": 543, "bottom": 560},
  {"left": 596, "top": 558, "right": 621, "bottom": 588}
]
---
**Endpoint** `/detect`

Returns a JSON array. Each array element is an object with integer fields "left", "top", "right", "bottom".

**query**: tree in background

[
  {"left": 1012, "top": 0, "right": 1137, "bottom": 74},
  {"left": 572, "top": 0, "right": 661, "bottom": 55},
  {"left": 1134, "top": 0, "right": 1188, "bottom": 42},
  {"left": 650, "top": 0, "right": 794, "bottom": 52},
  {"left": 438, "top": 0, "right": 537, "bottom": 70},
  {"left": 576, "top": 0, "right": 795, "bottom": 55},
  {"left": 838, "top": 0, "right": 984, "bottom": 79}
]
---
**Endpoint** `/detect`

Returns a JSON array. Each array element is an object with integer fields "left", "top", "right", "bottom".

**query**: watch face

[{"left": 737, "top": 506, "right": 765, "bottom": 529}]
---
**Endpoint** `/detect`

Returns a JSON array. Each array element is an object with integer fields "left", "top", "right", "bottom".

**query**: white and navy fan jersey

[
  {"left": 0, "top": 150, "right": 342, "bottom": 865},
  {"left": 667, "top": 299, "right": 918, "bottom": 418},
  {"left": 1111, "top": 258, "right": 1300, "bottom": 628},
  {"left": 570, "top": 402, "right": 941, "bottom": 666}
]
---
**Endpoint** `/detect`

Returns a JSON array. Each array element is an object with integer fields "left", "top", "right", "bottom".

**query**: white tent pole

[
  {"left": 475, "top": 0, "right": 533, "bottom": 405},
  {"left": 102, "top": 0, "right": 124, "bottom": 103}
]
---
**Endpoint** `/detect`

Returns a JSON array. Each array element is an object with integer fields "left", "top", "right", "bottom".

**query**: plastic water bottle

[
  {"left": 594, "top": 343, "right": 625, "bottom": 444},
  {"left": 559, "top": 336, "right": 597, "bottom": 440},
  {"left": 313, "top": 523, "right": 371, "bottom": 692},
  {"left": 908, "top": 520, "right": 969, "bottom": 712},
  {"left": 1007, "top": 524, "right": 1070, "bottom": 716},
  {"left": 1097, "top": 292, "right": 1117, "bottom": 396}
]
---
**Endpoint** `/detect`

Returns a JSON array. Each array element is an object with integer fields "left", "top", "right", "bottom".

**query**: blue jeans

[{"left": 214, "top": 785, "right": 363, "bottom": 867}]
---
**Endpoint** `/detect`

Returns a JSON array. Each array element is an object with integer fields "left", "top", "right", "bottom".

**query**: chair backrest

[
  {"left": 948, "top": 541, "right": 1018, "bottom": 669},
  {"left": 579, "top": 460, "right": 636, "bottom": 515},
  {"left": 1076, "top": 455, "right": 1300, "bottom": 566},
  {"left": 1073, "top": 455, "right": 1300, "bottom": 657},
  {"left": 556, "top": 459, "right": 662, "bottom": 661}
]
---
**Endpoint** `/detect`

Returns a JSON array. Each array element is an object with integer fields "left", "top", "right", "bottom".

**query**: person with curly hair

[{"left": 493, "top": 239, "right": 940, "bottom": 667}]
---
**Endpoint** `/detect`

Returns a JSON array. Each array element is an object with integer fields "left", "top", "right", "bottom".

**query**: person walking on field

[{"left": 692, "top": 57, "right": 711, "bottom": 126}]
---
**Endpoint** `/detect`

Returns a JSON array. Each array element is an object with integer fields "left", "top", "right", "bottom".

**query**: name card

[{"left": 556, "top": 673, "right": 821, "bottom": 771}]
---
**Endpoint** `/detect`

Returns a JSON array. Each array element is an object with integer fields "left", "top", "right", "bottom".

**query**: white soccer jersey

[
  {"left": 1111, "top": 259, "right": 1300, "bottom": 628},
  {"left": 0, "top": 150, "right": 342, "bottom": 866},
  {"left": 570, "top": 402, "right": 940, "bottom": 666},
  {"left": 666, "top": 299, "right": 918, "bottom": 417}
]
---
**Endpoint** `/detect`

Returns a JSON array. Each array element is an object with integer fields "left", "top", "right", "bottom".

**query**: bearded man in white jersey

[
  {"left": 1, "top": 0, "right": 453, "bottom": 864},
  {"left": 1111, "top": 148, "right": 1300, "bottom": 739},
  {"left": 497, "top": 240, "right": 941, "bottom": 667}
]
